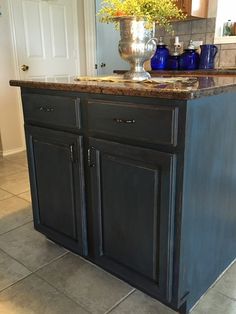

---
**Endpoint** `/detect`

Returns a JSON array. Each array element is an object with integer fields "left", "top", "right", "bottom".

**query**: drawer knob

[
  {"left": 114, "top": 118, "right": 136, "bottom": 124},
  {"left": 39, "top": 106, "right": 54, "bottom": 112}
]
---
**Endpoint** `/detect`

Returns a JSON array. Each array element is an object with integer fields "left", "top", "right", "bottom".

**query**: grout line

[
  {"left": 0, "top": 188, "right": 31, "bottom": 203},
  {"left": 215, "top": 291, "right": 236, "bottom": 302},
  {"left": 0, "top": 252, "right": 92, "bottom": 313},
  {"left": 34, "top": 271, "right": 93, "bottom": 314},
  {"left": 0, "top": 220, "right": 33, "bottom": 237},
  {"left": 0, "top": 194, "right": 16, "bottom": 202},
  {"left": 0, "top": 272, "right": 33, "bottom": 294},
  {"left": 104, "top": 289, "right": 136, "bottom": 314},
  {"left": 33, "top": 251, "right": 69, "bottom": 272},
  {"left": 15, "top": 193, "right": 31, "bottom": 204}
]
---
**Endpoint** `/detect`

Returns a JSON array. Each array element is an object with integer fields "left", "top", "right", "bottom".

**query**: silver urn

[{"left": 117, "top": 17, "right": 157, "bottom": 81}]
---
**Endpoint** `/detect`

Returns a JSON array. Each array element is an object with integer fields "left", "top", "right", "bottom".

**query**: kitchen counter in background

[{"left": 114, "top": 68, "right": 236, "bottom": 77}]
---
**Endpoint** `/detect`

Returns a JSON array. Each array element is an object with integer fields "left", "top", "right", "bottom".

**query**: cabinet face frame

[
  {"left": 88, "top": 137, "right": 177, "bottom": 302},
  {"left": 25, "top": 125, "right": 88, "bottom": 255}
]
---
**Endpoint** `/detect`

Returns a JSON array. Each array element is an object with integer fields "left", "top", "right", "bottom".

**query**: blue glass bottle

[
  {"left": 179, "top": 40, "right": 200, "bottom": 70},
  {"left": 151, "top": 37, "right": 169, "bottom": 70}
]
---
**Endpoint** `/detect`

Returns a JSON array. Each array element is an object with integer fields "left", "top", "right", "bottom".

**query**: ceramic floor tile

[
  {"left": 0, "top": 159, "right": 27, "bottom": 178},
  {"left": 0, "top": 249, "right": 31, "bottom": 292},
  {"left": 0, "top": 189, "right": 13, "bottom": 201},
  {"left": 0, "top": 171, "right": 30, "bottom": 195},
  {"left": 17, "top": 190, "right": 31, "bottom": 203},
  {"left": 37, "top": 253, "right": 134, "bottom": 314},
  {"left": 0, "top": 196, "right": 32, "bottom": 235},
  {"left": 0, "top": 222, "right": 67, "bottom": 271},
  {"left": 109, "top": 290, "right": 176, "bottom": 314},
  {"left": 191, "top": 289, "right": 236, "bottom": 314},
  {"left": 0, "top": 274, "right": 89, "bottom": 314},
  {"left": 213, "top": 261, "right": 236, "bottom": 300},
  {"left": 5, "top": 151, "right": 28, "bottom": 168}
]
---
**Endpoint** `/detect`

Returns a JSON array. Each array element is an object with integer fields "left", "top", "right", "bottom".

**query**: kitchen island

[{"left": 10, "top": 76, "right": 236, "bottom": 314}]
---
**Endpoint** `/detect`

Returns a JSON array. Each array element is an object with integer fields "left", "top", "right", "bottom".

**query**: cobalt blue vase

[
  {"left": 151, "top": 37, "right": 169, "bottom": 70},
  {"left": 179, "top": 40, "right": 200, "bottom": 70}
]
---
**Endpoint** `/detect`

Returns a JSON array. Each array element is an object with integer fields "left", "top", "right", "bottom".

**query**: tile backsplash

[{"left": 156, "top": 18, "right": 236, "bottom": 68}]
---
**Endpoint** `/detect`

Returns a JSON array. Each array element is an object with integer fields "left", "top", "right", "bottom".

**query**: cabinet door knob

[
  {"left": 21, "top": 64, "right": 29, "bottom": 71},
  {"left": 113, "top": 118, "right": 136, "bottom": 124}
]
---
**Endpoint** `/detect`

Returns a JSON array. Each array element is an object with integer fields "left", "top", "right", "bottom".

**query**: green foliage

[{"left": 97, "top": 0, "right": 185, "bottom": 30}]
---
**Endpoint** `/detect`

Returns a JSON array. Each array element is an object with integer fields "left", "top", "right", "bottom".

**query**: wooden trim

[
  {"left": 83, "top": 0, "right": 97, "bottom": 76},
  {"left": 0, "top": 146, "right": 26, "bottom": 157}
]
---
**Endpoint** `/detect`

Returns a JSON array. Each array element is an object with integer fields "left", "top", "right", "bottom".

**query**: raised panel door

[
  {"left": 88, "top": 138, "right": 176, "bottom": 301},
  {"left": 25, "top": 125, "right": 87, "bottom": 255}
]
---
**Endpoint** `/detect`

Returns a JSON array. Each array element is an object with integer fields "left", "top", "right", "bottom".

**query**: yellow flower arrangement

[{"left": 97, "top": 0, "right": 185, "bottom": 30}]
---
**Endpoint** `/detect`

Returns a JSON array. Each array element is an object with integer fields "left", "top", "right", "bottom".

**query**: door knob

[{"left": 21, "top": 64, "right": 29, "bottom": 72}]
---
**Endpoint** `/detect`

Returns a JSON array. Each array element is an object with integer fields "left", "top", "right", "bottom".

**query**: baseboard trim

[{"left": 0, "top": 146, "right": 26, "bottom": 157}]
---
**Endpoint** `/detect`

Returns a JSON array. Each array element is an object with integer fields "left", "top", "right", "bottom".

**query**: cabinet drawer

[
  {"left": 22, "top": 93, "right": 81, "bottom": 128},
  {"left": 86, "top": 99, "right": 179, "bottom": 146}
]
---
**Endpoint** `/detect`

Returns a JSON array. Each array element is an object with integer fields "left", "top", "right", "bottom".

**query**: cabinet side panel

[{"left": 180, "top": 92, "right": 236, "bottom": 310}]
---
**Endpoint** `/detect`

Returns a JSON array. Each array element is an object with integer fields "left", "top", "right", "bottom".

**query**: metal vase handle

[{"left": 146, "top": 37, "right": 158, "bottom": 49}]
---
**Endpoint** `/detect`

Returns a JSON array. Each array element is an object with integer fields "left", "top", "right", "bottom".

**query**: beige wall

[{"left": 0, "top": 0, "right": 25, "bottom": 156}]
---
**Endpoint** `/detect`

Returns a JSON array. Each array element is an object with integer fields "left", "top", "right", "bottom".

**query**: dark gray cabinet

[
  {"left": 19, "top": 88, "right": 236, "bottom": 314},
  {"left": 88, "top": 138, "right": 176, "bottom": 301},
  {"left": 25, "top": 125, "right": 87, "bottom": 255}
]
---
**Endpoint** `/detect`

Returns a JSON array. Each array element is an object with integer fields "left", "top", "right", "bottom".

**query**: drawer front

[
  {"left": 22, "top": 93, "right": 81, "bottom": 128},
  {"left": 86, "top": 99, "right": 179, "bottom": 146}
]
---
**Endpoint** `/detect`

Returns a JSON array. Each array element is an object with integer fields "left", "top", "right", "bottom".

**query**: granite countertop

[{"left": 9, "top": 75, "right": 236, "bottom": 100}]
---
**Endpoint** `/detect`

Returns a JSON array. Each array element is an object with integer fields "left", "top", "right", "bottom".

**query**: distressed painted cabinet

[{"left": 19, "top": 88, "right": 236, "bottom": 314}]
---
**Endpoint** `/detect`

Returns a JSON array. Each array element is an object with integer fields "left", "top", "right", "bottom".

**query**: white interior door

[
  {"left": 10, "top": 0, "right": 79, "bottom": 80},
  {"left": 95, "top": 0, "right": 129, "bottom": 75}
]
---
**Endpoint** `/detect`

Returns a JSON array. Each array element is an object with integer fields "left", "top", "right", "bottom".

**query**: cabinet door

[
  {"left": 176, "top": 0, "right": 208, "bottom": 18},
  {"left": 88, "top": 138, "right": 176, "bottom": 301},
  {"left": 25, "top": 125, "right": 87, "bottom": 255}
]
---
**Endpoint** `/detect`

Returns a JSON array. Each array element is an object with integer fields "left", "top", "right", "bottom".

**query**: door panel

[
  {"left": 10, "top": 0, "right": 79, "bottom": 79},
  {"left": 33, "top": 139, "right": 77, "bottom": 239},
  {"left": 25, "top": 125, "right": 87, "bottom": 255},
  {"left": 101, "top": 154, "right": 159, "bottom": 281},
  {"left": 89, "top": 138, "right": 176, "bottom": 300}
]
